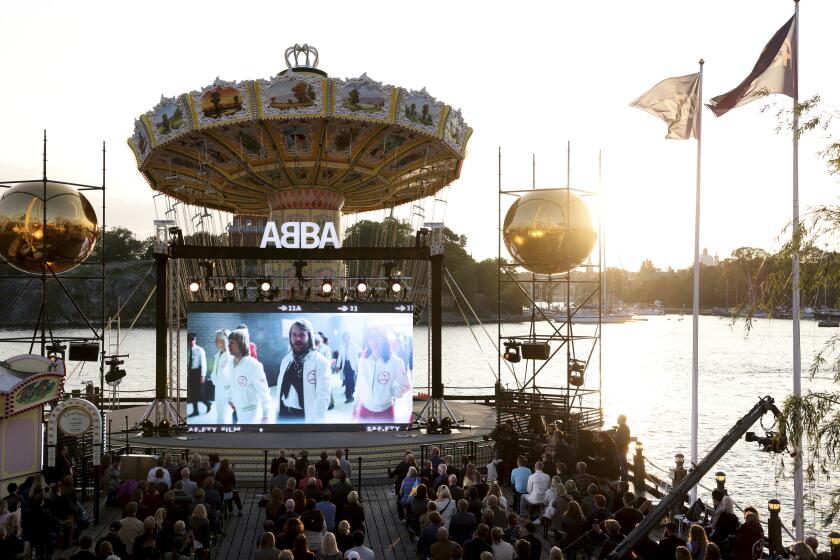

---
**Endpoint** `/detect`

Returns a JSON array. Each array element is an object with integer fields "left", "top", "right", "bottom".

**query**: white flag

[
  {"left": 630, "top": 73, "right": 701, "bottom": 139},
  {"left": 707, "top": 15, "right": 796, "bottom": 117}
]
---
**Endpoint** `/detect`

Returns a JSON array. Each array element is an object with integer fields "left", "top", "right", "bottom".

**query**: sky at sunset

[{"left": 2, "top": 0, "right": 839, "bottom": 271}]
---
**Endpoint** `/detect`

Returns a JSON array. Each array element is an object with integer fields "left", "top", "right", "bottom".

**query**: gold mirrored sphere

[
  {"left": 0, "top": 182, "right": 99, "bottom": 274},
  {"left": 503, "top": 189, "right": 596, "bottom": 275}
]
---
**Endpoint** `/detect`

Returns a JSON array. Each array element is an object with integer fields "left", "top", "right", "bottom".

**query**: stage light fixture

[
  {"left": 140, "top": 419, "right": 155, "bottom": 437},
  {"left": 568, "top": 358, "right": 586, "bottom": 386},
  {"left": 356, "top": 279, "right": 368, "bottom": 293},
  {"left": 503, "top": 340, "right": 521, "bottom": 363},
  {"left": 224, "top": 279, "right": 236, "bottom": 292},
  {"left": 189, "top": 279, "right": 201, "bottom": 292},
  {"left": 321, "top": 279, "right": 333, "bottom": 295},
  {"left": 157, "top": 419, "right": 172, "bottom": 437},
  {"left": 426, "top": 417, "right": 440, "bottom": 434},
  {"left": 105, "top": 357, "right": 126, "bottom": 385},
  {"left": 391, "top": 280, "right": 402, "bottom": 293},
  {"left": 259, "top": 279, "right": 272, "bottom": 293},
  {"left": 440, "top": 417, "right": 453, "bottom": 434}
]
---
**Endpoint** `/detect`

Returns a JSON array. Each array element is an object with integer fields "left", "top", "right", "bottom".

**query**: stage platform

[{"left": 111, "top": 400, "right": 496, "bottom": 483}]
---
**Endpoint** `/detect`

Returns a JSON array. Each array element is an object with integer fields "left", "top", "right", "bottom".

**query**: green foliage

[{"left": 98, "top": 227, "right": 152, "bottom": 262}]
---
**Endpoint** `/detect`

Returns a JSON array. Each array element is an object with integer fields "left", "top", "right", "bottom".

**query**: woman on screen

[
  {"left": 353, "top": 326, "right": 411, "bottom": 422},
  {"left": 227, "top": 328, "right": 271, "bottom": 424},
  {"left": 212, "top": 329, "right": 234, "bottom": 424}
]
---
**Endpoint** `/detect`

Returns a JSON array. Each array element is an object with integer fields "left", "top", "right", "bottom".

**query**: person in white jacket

[
  {"left": 519, "top": 461, "right": 551, "bottom": 517},
  {"left": 277, "top": 319, "right": 332, "bottom": 422},
  {"left": 227, "top": 328, "right": 271, "bottom": 424},
  {"left": 353, "top": 326, "right": 411, "bottom": 422},
  {"left": 212, "top": 329, "right": 234, "bottom": 424}
]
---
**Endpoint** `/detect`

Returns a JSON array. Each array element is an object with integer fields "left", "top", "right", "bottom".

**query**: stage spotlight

[
  {"left": 321, "top": 279, "right": 333, "bottom": 295},
  {"left": 140, "top": 419, "right": 155, "bottom": 437},
  {"left": 426, "top": 417, "right": 440, "bottom": 434},
  {"left": 105, "top": 357, "right": 126, "bottom": 385},
  {"left": 440, "top": 417, "right": 453, "bottom": 434},
  {"left": 356, "top": 279, "right": 368, "bottom": 294},
  {"left": 224, "top": 279, "right": 236, "bottom": 292},
  {"left": 157, "top": 419, "right": 172, "bottom": 437},
  {"left": 259, "top": 279, "right": 272, "bottom": 293},
  {"left": 189, "top": 279, "right": 201, "bottom": 293},
  {"left": 503, "top": 340, "right": 521, "bottom": 363},
  {"left": 391, "top": 280, "right": 402, "bottom": 293}
]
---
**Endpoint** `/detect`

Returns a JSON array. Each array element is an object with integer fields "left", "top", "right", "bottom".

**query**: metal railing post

[
  {"left": 357, "top": 456, "right": 362, "bottom": 494},
  {"left": 124, "top": 416, "right": 129, "bottom": 454},
  {"left": 263, "top": 450, "right": 269, "bottom": 494}
]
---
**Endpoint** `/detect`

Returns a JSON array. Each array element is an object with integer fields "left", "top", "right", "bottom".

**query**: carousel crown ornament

[{"left": 285, "top": 44, "right": 319, "bottom": 70}]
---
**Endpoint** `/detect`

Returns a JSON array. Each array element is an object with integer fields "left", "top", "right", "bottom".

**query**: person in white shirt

[
  {"left": 187, "top": 333, "right": 209, "bottom": 418},
  {"left": 227, "top": 329, "right": 271, "bottom": 424},
  {"left": 353, "top": 326, "right": 411, "bottom": 422},
  {"left": 146, "top": 457, "right": 172, "bottom": 489},
  {"left": 211, "top": 329, "right": 234, "bottom": 424},
  {"left": 520, "top": 461, "right": 551, "bottom": 517},
  {"left": 345, "top": 530, "right": 375, "bottom": 560},
  {"left": 335, "top": 332, "right": 361, "bottom": 404},
  {"left": 277, "top": 319, "right": 332, "bottom": 422}
]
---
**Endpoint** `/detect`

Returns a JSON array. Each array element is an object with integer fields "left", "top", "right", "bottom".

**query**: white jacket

[
  {"left": 228, "top": 355, "right": 271, "bottom": 419},
  {"left": 525, "top": 470, "right": 551, "bottom": 504},
  {"left": 278, "top": 350, "right": 332, "bottom": 421},
  {"left": 355, "top": 354, "right": 410, "bottom": 413},
  {"left": 213, "top": 349, "right": 233, "bottom": 395}
]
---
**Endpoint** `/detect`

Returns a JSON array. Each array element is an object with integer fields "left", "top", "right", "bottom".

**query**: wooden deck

[{"left": 52, "top": 485, "right": 557, "bottom": 559}]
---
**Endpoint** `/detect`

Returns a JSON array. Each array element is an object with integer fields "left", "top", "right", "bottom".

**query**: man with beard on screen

[
  {"left": 277, "top": 319, "right": 331, "bottom": 422},
  {"left": 227, "top": 328, "right": 271, "bottom": 424}
]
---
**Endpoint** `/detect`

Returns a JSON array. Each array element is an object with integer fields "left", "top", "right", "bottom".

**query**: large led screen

[{"left": 185, "top": 302, "right": 414, "bottom": 430}]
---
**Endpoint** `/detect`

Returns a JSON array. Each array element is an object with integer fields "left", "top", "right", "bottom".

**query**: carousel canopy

[{"left": 128, "top": 44, "right": 472, "bottom": 215}]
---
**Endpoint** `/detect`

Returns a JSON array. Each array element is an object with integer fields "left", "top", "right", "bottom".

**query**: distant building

[{"left": 700, "top": 248, "right": 719, "bottom": 267}]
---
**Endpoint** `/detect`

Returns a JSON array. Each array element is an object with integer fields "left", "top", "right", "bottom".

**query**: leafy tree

[
  {"left": 97, "top": 227, "right": 151, "bottom": 262},
  {"left": 348, "top": 88, "right": 360, "bottom": 106}
]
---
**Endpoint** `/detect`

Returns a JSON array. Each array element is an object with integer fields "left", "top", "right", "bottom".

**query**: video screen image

[{"left": 185, "top": 302, "right": 414, "bottom": 429}]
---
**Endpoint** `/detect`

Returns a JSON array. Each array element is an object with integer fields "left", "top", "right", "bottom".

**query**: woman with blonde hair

[
  {"left": 334, "top": 519, "right": 353, "bottom": 553},
  {"left": 435, "top": 484, "right": 455, "bottom": 527},
  {"left": 189, "top": 504, "right": 210, "bottom": 556},
  {"left": 687, "top": 524, "right": 708, "bottom": 560},
  {"left": 211, "top": 328, "right": 233, "bottom": 424},
  {"left": 255, "top": 531, "right": 281, "bottom": 560},
  {"left": 484, "top": 482, "right": 508, "bottom": 511},
  {"left": 675, "top": 546, "right": 692, "bottom": 560},
  {"left": 315, "top": 532, "right": 342, "bottom": 560}
]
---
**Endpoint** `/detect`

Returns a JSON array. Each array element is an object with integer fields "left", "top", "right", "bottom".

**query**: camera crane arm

[{"left": 609, "top": 395, "right": 781, "bottom": 560}]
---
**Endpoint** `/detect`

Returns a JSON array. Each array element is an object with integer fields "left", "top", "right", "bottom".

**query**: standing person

[
  {"left": 228, "top": 329, "right": 271, "bottom": 424},
  {"left": 335, "top": 449, "right": 352, "bottom": 478},
  {"left": 494, "top": 420, "right": 518, "bottom": 485},
  {"left": 237, "top": 324, "right": 258, "bottom": 359},
  {"left": 278, "top": 319, "right": 332, "bottom": 422},
  {"left": 353, "top": 326, "right": 411, "bottom": 422},
  {"left": 614, "top": 415, "right": 631, "bottom": 481},
  {"left": 211, "top": 329, "right": 234, "bottom": 424},
  {"left": 187, "top": 333, "right": 210, "bottom": 418},
  {"left": 335, "top": 332, "right": 360, "bottom": 404},
  {"left": 54, "top": 444, "right": 74, "bottom": 482}
]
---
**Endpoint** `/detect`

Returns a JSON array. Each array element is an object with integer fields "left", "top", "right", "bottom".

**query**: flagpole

[
  {"left": 792, "top": 0, "right": 804, "bottom": 541},
  {"left": 689, "top": 59, "right": 704, "bottom": 505}
]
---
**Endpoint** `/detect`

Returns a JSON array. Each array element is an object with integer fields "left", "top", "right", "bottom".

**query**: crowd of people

[{"left": 2, "top": 415, "right": 836, "bottom": 560}]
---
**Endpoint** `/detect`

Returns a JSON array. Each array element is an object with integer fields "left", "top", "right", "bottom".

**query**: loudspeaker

[
  {"left": 69, "top": 342, "right": 100, "bottom": 362},
  {"left": 521, "top": 342, "right": 550, "bottom": 360}
]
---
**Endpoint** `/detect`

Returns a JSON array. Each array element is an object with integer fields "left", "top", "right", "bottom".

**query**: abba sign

[{"left": 259, "top": 221, "right": 340, "bottom": 249}]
